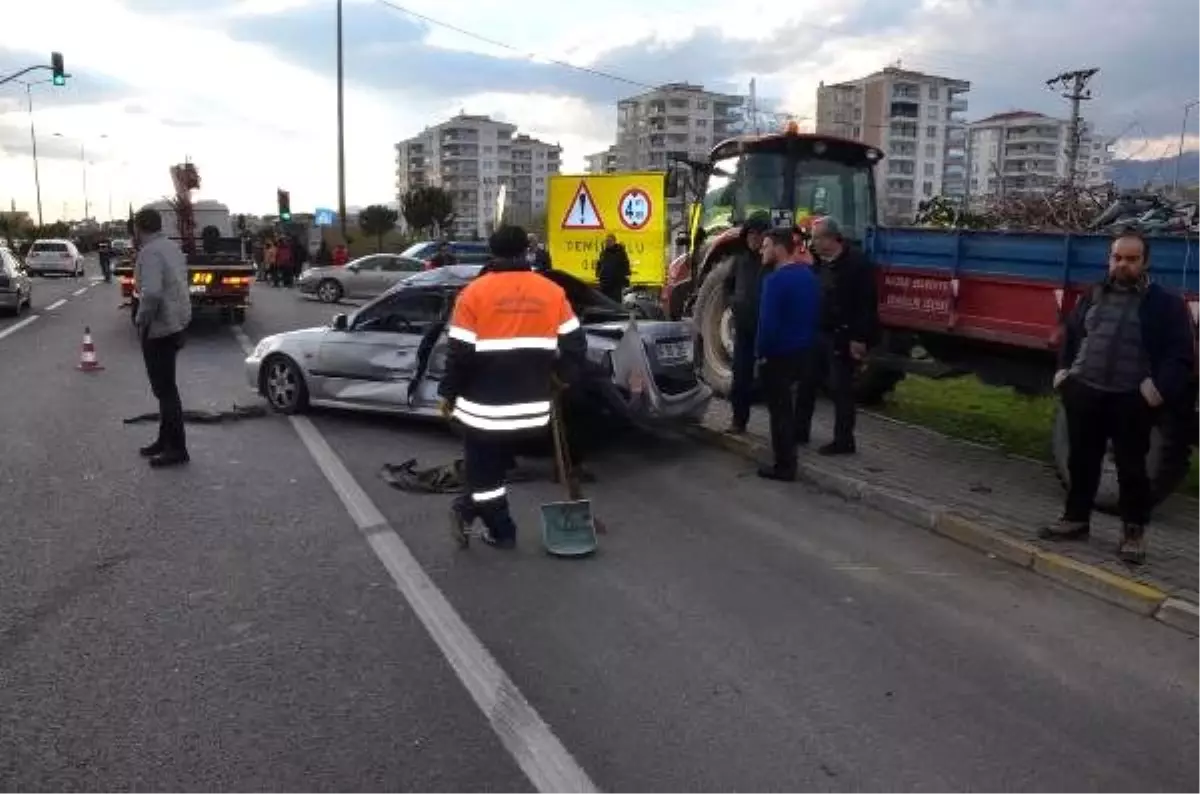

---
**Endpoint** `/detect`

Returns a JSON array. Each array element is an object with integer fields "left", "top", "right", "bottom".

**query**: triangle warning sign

[{"left": 560, "top": 181, "right": 604, "bottom": 230}]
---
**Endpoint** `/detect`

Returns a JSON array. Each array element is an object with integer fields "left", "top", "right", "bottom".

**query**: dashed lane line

[
  {"left": 45, "top": 299, "right": 67, "bottom": 311},
  {"left": 72, "top": 286, "right": 89, "bottom": 296},
  {"left": 228, "top": 325, "right": 599, "bottom": 793},
  {"left": 0, "top": 314, "right": 39, "bottom": 342}
]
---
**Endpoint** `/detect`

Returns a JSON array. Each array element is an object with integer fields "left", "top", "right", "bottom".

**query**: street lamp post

[
  {"left": 336, "top": 0, "right": 347, "bottom": 239},
  {"left": 53, "top": 132, "right": 106, "bottom": 221},
  {"left": 1172, "top": 100, "right": 1199, "bottom": 197},
  {"left": 25, "top": 83, "right": 44, "bottom": 227}
]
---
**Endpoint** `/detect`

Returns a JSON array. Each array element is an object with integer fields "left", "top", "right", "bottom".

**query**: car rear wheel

[
  {"left": 262, "top": 354, "right": 309, "bottom": 414},
  {"left": 317, "top": 279, "right": 343, "bottom": 303}
]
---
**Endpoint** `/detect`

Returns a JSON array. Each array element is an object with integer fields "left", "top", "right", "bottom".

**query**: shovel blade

[{"left": 540, "top": 499, "right": 598, "bottom": 557}]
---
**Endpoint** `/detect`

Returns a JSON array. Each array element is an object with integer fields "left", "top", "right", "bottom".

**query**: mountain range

[{"left": 1111, "top": 151, "right": 1199, "bottom": 190}]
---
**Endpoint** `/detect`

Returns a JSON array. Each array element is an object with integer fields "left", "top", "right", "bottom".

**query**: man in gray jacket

[{"left": 134, "top": 207, "right": 192, "bottom": 467}]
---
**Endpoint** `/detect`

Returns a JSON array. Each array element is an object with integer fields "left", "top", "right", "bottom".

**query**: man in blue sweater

[{"left": 755, "top": 228, "right": 821, "bottom": 481}]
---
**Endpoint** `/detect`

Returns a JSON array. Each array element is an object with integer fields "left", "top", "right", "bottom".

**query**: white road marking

[
  {"left": 46, "top": 299, "right": 67, "bottom": 311},
  {"left": 72, "top": 287, "right": 88, "bottom": 296},
  {"left": 229, "top": 327, "right": 598, "bottom": 793},
  {"left": 0, "top": 314, "right": 39, "bottom": 341}
]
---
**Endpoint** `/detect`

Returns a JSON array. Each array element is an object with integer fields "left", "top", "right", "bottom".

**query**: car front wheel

[
  {"left": 262, "top": 354, "right": 310, "bottom": 414},
  {"left": 317, "top": 279, "right": 343, "bottom": 303}
]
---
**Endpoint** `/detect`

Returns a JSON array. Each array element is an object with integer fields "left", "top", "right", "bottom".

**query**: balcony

[
  {"left": 1006, "top": 127, "right": 1061, "bottom": 143},
  {"left": 949, "top": 97, "right": 968, "bottom": 113},
  {"left": 891, "top": 83, "right": 920, "bottom": 100},
  {"left": 889, "top": 124, "right": 918, "bottom": 139},
  {"left": 442, "top": 145, "right": 479, "bottom": 159},
  {"left": 890, "top": 101, "right": 920, "bottom": 119}
]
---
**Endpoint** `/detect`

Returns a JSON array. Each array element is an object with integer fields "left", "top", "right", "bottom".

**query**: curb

[{"left": 684, "top": 423, "right": 1198, "bottom": 636}]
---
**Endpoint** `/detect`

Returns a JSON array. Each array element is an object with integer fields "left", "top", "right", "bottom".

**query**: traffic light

[
  {"left": 277, "top": 189, "right": 291, "bottom": 222},
  {"left": 50, "top": 52, "right": 65, "bottom": 86}
]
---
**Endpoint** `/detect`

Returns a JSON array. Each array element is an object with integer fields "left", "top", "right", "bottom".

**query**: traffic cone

[{"left": 77, "top": 326, "right": 104, "bottom": 372}]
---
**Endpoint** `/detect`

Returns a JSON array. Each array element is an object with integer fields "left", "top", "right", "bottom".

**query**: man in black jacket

[
  {"left": 595, "top": 234, "right": 631, "bottom": 301},
  {"left": 1040, "top": 230, "right": 1196, "bottom": 564},
  {"left": 723, "top": 213, "right": 770, "bottom": 433},
  {"left": 798, "top": 216, "right": 878, "bottom": 455}
]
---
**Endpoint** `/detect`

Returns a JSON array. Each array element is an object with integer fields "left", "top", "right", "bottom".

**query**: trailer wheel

[
  {"left": 853, "top": 332, "right": 910, "bottom": 406},
  {"left": 1052, "top": 402, "right": 1193, "bottom": 514},
  {"left": 694, "top": 256, "right": 736, "bottom": 397}
]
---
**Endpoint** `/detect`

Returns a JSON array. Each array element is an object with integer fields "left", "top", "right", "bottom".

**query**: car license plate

[
  {"left": 189, "top": 284, "right": 207, "bottom": 294},
  {"left": 657, "top": 340, "right": 690, "bottom": 364}
]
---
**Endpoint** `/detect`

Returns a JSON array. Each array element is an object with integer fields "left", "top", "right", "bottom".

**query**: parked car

[
  {"left": 298, "top": 253, "right": 426, "bottom": 303},
  {"left": 24, "top": 238, "right": 83, "bottom": 277},
  {"left": 248, "top": 264, "right": 712, "bottom": 429},
  {"left": 0, "top": 246, "right": 32, "bottom": 315}
]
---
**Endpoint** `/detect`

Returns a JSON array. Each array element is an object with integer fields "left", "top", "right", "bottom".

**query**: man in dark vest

[{"left": 1041, "top": 229, "right": 1195, "bottom": 563}]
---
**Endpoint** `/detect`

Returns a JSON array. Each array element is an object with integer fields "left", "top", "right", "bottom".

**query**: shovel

[{"left": 540, "top": 394, "right": 601, "bottom": 557}]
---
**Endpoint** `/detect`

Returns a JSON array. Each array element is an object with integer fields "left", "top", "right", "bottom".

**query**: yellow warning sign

[{"left": 546, "top": 172, "right": 667, "bottom": 287}]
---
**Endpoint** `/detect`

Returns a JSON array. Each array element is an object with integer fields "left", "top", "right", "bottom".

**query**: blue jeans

[{"left": 730, "top": 321, "right": 757, "bottom": 428}]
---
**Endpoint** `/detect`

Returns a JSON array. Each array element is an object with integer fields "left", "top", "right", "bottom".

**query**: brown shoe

[
  {"left": 1038, "top": 518, "right": 1090, "bottom": 541},
  {"left": 1117, "top": 524, "right": 1147, "bottom": 565}
]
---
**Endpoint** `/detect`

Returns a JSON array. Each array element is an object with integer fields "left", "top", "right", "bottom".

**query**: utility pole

[
  {"left": 336, "top": 0, "right": 347, "bottom": 240},
  {"left": 24, "top": 83, "right": 44, "bottom": 227},
  {"left": 1172, "top": 100, "right": 1199, "bottom": 197},
  {"left": 1045, "top": 68, "right": 1098, "bottom": 192}
]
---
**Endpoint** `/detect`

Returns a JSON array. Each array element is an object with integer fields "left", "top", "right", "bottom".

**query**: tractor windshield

[{"left": 698, "top": 149, "right": 875, "bottom": 241}]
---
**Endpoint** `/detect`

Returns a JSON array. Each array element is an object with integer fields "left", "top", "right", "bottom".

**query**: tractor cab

[{"left": 663, "top": 123, "right": 883, "bottom": 394}]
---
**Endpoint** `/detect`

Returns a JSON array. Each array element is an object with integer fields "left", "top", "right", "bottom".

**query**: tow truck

[
  {"left": 115, "top": 162, "right": 255, "bottom": 325},
  {"left": 666, "top": 121, "right": 1198, "bottom": 511}
]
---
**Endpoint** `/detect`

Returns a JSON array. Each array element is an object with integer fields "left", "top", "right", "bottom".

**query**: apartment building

[
  {"left": 585, "top": 146, "right": 619, "bottom": 174},
  {"left": 965, "top": 111, "right": 1113, "bottom": 201},
  {"left": 395, "top": 114, "right": 561, "bottom": 239},
  {"left": 612, "top": 83, "right": 745, "bottom": 228},
  {"left": 816, "top": 67, "right": 970, "bottom": 222}
]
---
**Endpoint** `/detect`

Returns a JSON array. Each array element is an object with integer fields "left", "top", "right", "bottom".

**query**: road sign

[
  {"left": 618, "top": 187, "right": 652, "bottom": 231},
  {"left": 560, "top": 181, "right": 604, "bottom": 230},
  {"left": 314, "top": 208, "right": 336, "bottom": 227},
  {"left": 546, "top": 173, "right": 667, "bottom": 287}
]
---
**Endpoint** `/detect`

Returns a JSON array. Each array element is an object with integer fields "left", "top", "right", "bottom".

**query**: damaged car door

[{"left": 312, "top": 289, "right": 448, "bottom": 410}]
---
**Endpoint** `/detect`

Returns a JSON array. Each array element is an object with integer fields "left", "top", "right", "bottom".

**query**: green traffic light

[{"left": 52, "top": 74, "right": 65, "bottom": 86}]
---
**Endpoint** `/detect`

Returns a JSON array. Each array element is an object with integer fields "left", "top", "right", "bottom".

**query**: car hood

[
  {"left": 299, "top": 266, "right": 341, "bottom": 279},
  {"left": 252, "top": 326, "right": 329, "bottom": 357}
]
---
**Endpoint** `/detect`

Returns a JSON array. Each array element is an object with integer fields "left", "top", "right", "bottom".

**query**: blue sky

[{"left": 0, "top": 0, "right": 1196, "bottom": 221}]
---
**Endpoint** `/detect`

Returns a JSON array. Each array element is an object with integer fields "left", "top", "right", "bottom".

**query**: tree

[
  {"left": 358, "top": 204, "right": 399, "bottom": 252},
  {"left": 401, "top": 186, "right": 455, "bottom": 238}
]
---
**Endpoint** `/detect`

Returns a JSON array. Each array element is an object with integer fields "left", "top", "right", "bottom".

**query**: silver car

[
  {"left": 297, "top": 253, "right": 424, "bottom": 303},
  {"left": 247, "top": 265, "right": 712, "bottom": 427},
  {"left": 0, "top": 246, "right": 32, "bottom": 315}
]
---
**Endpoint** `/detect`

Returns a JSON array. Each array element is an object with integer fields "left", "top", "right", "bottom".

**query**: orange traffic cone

[{"left": 77, "top": 326, "right": 104, "bottom": 372}]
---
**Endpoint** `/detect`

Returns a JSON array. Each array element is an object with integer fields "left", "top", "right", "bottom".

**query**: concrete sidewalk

[{"left": 696, "top": 398, "right": 1198, "bottom": 621}]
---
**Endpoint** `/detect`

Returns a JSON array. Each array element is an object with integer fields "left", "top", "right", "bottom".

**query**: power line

[
  {"left": 1046, "top": 67, "right": 1099, "bottom": 191},
  {"left": 372, "top": 0, "right": 655, "bottom": 91}
]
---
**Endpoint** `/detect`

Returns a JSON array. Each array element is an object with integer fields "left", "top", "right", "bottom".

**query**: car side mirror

[{"left": 332, "top": 313, "right": 349, "bottom": 331}]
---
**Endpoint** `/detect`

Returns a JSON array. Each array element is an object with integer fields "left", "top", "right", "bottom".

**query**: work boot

[
  {"left": 139, "top": 441, "right": 164, "bottom": 458},
  {"left": 148, "top": 449, "right": 189, "bottom": 468},
  {"left": 1117, "top": 524, "right": 1147, "bottom": 565},
  {"left": 1038, "top": 517, "right": 1090, "bottom": 541},
  {"left": 449, "top": 505, "right": 472, "bottom": 549},
  {"left": 479, "top": 530, "right": 516, "bottom": 550},
  {"left": 757, "top": 464, "right": 796, "bottom": 482},
  {"left": 818, "top": 440, "right": 856, "bottom": 456}
]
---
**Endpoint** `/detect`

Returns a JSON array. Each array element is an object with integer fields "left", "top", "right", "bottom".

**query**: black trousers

[
  {"left": 795, "top": 334, "right": 857, "bottom": 447},
  {"left": 599, "top": 281, "right": 624, "bottom": 302},
  {"left": 1062, "top": 379, "right": 1154, "bottom": 526},
  {"left": 142, "top": 332, "right": 187, "bottom": 453},
  {"left": 729, "top": 319, "right": 756, "bottom": 429},
  {"left": 454, "top": 433, "right": 518, "bottom": 541},
  {"left": 761, "top": 350, "right": 812, "bottom": 473}
]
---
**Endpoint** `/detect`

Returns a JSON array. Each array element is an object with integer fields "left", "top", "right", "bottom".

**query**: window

[
  {"left": 924, "top": 143, "right": 936, "bottom": 158},
  {"left": 922, "top": 181, "right": 934, "bottom": 196},
  {"left": 924, "top": 162, "right": 935, "bottom": 176},
  {"left": 852, "top": 125, "right": 861, "bottom": 138},
  {"left": 853, "top": 108, "right": 862, "bottom": 120},
  {"left": 696, "top": 99, "right": 709, "bottom": 110},
  {"left": 351, "top": 255, "right": 386, "bottom": 271},
  {"left": 928, "top": 85, "right": 939, "bottom": 100},
  {"left": 695, "top": 118, "right": 708, "bottom": 127},
  {"left": 354, "top": 291, "right": 446, "bottom": 333},
  {"left": 695, "top": 135, "right": 707, "bottom": 144},
  {"left": 927, "top": 106, "right": 939, "bottom": 119},
  {"left": 925, "top": 125, "right": 938, "bottom": 138},
  {"left": 380, "top": 256, "right": 420, "bottom": 273}
]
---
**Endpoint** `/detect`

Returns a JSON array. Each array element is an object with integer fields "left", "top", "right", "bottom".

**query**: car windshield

[
  {"left": 399, "top": 242, "right": 435, "bottom": 259},
  {"left": 698, "top": 151, "right": 874, "bottom": 241}
]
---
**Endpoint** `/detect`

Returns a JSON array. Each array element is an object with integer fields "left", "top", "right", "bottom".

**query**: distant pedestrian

[
  {"left": 133, "top": 207, "right": 192, "bottom": 468},
  {"left": 800, "top": 216, "right": 878, "bottom": 455},
  {"left": 332, "top": 243, "right": 349, "bottom": 267},
  {"left": 1040, "top": 229, "right": 1195, "bottom": 564},
  {"left": 315, "top": 239, "right": 332, "bottom": 267},
  {"left": 290, "top": 235, "right": 307, "bottom": 276},
  {"left": 428, "top": 242, "right": 457, "bottom": 269},
  {"left": 755, "top": 228, "right": 821, "bottom": 481},
  {"left": 724, "top": 212, "right": 770, "bottom": 434},
  {"left": 97, "top": 238, "right": 113, "bottom": 283},
  {"left": 526, "top": 233, "right": 552, "bottom": 272},
  {"left": 595, "top": 233, "right": 631, "bottom": 302},
  {"left": 273, "top": 238, "right": 293, "bottom": 287},
  {"left": 262, "top": 239, "right": 276, "bottom": 282}
]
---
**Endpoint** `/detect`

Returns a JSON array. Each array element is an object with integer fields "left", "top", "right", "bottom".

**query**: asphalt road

[{"left": 1, "top": 265, "right": 1196, "bottom": 792}]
